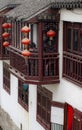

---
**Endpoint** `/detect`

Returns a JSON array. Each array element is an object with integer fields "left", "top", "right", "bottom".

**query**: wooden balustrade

[
  {"left": 63, "top": 51, "right": 82, "bottom": 85},
  {"left": 9, "top": 48, "right": 59, "bottom": 84}
]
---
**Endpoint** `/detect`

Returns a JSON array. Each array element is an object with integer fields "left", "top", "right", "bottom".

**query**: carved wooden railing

[
  {"left": 63, "top": 51, "right": 82, "bottom": 85},
  {"left": 9, "top": 46, "right": 59, "bottom": 83},
  {"left": 43, "top": 53, "right": 59, "bottom": 80}
]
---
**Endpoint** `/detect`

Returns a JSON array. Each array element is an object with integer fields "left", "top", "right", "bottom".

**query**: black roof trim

[
  {"left": 6, "top": 3, "right": 20, "bottom": 9},
  {"left": 51, "top": 1, "right": 82, "bottom": 9}
]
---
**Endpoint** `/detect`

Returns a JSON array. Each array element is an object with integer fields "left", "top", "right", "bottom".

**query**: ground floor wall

[
  {"left": 0, "top": 63, "right": 29, "bottom": 130},
  {"left": 0, "top": 60, "right": 82, "bottom": 130}
]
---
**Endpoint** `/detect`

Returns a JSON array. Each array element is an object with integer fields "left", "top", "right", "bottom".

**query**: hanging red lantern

[
  {"left": 22, "top": 49, "right": 31, "bottom": 57},
  {"left": 21, "top": 38, "right": 30, "bottom": 45},
  {"left": 3, "top": 41, "right": 9, "bottom": 47},
  {"left": 2, "top": 32, "right": 10, "bottom": 38},
  {"left": 2, "top": 23, "right": 12, "bottom": 29},
  {"left": 47, "top": 29, "right": 56, "bottom": 40},
  {"left": 8, "top": 23, "right": 12, "bottom": 28},
  {"left": 21, "top": 26, "right": 30, "bottom": 33}
]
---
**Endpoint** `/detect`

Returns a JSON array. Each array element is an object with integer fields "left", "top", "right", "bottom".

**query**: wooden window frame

[
  {"left": 37, "top": 85, "right": 52, "bottom": 130},
  {"left": 18, "top": 80, "right": 29, "bottom": 111},
  {"left": 42, "top": 22, "right": 58, "bottom": 53},
  {"left": 3, "top": 62, "right": 10, "bottom": 94},
  {"left": 72, "top": 109, "right": 82, "bottom": 130},
  {"left": 63, "top": 22, "right": 82, "bottom": 86},
  {"left": 64, "top": 22, "right": 82, "bottom": 55}
]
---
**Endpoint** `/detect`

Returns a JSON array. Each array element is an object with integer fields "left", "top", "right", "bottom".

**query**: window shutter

[{"left": 72, "top": 109, "right": 82, "bottom": 130}]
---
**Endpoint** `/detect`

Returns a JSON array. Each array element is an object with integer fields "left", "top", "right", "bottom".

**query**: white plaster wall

[
  {"left": 60, "top": 8, "right": 82, "bottom": 23},
  {"left": 51, "top": 107, "right": 64, "bottom": 125},
  {"left": 1, "top": 73, "right": 29, "bottom": 130},
  {"left": 29, "top": 84, "right": 45, "bottom": 130}
]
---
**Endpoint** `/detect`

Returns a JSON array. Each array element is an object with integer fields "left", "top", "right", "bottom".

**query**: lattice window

[
  {"left": 3, "top": 62, "right": 10, "bottom": 93},
  {"left": 63, "top": 22, "right": 82, "bottom": 86},
  {"left": 37, "top": 85, "right": 52, "bottom": 130},
  {"left": 72, "top": 109, "right": 82, "bottom": 130},
  {"left": 63, "top": 22, "right": 82, "bottom": 54},
  {"left": 43, "top": 22, "right": 58, "bottom": 53},
  {"left": 18, "top": 80, "right": 29, "bottom": 111}
]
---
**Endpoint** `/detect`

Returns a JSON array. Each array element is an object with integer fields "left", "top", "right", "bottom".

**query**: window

[
  {"left": 73, "top": 109, "right": 82, "bottom": 130},
  {"left": 43, "top": 22, "right": 58, "bottom": 53},
  {"left": 63, "top": 22, "right": 82, "bottom": 86},
  {"left": 12, "top": 20, "right": 23, "bottom": 49},
  {"left": 73, "top": 29, "right": 78, "bottom": 51},
  {"left": 67, "top": 28, "right": 72, "bottom": 50},
  {"left": 3, "top": 62, "right": 10, "bottom": 93},
  {"left": 65, "top": 22, "right": 82, "bottom": 54},
  {"left": 18, "top": 80, "right": 29, "bottom": 111},
  {"left": 29, "top": 24, "right": 38, "bottom": 52},
  {"left": 51, "top": 123, "right": 63, "bottom": 130},
  {"left": 37, "top": 86, "right": 52, "bottom": 130},
  {"left": 80, "top": 31, "right": 82, "bottom": 52}
]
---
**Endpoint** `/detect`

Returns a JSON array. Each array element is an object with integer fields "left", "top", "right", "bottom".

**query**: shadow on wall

[{"left": 0, "top": 126, "right": 3, "bottom": 130}]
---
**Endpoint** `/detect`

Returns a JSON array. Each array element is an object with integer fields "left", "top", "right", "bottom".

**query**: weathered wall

[{"left": 0, "top": 107, "right": 19, "bottom": 130}]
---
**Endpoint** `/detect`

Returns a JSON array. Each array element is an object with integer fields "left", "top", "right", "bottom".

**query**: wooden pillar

[
  {"left": 0, "top": 17, "right": 4, "bottom": 57},
  {"left": 38, "top": 22, "right": 43, "bottom": 81}
]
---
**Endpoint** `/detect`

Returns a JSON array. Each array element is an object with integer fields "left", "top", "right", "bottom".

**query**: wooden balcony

[
  {"left": 63, "top": 51, "right": 82, "bottom": 86},
  {"left": 9, "top": 46, "right": 59, "bottom": 84}
]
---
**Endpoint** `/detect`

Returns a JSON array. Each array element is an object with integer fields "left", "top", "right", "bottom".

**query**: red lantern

[
  {"left": 21, "top": 38, "right": 30, "bottom": 45},
  {"left": 2, "top": 32, "right": 10, "bottom": 38},
  {"left": 2, "top": 23, "right": 12, "bottom": 29},
  {"left": 8, "top": 23, "right": 12, "bottom": 28},
  {"left": 21, "top": 26, "right": 30, "bottom": 33},
  {"left": 22, "top": 49, "right": 31, "bottom": 57},
  {"left": 3, "top": 41, "right": 9, "bottom": 47},
  {"left": 47, "top": 29, "right": 56, "bottom": 40}
]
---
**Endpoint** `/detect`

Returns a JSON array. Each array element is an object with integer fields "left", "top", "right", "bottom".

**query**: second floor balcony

[{"left": 9, "top": 46, "right": 59, "bottom": 84}]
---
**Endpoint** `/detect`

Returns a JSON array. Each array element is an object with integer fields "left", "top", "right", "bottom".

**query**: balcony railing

[
  {"left": 43, "top": 53, "right": 59, "bottom": 80},
  {"left": 63, "top": 51, "right": 82, "bottom": 86},
  {"left": 9, "top": 46, "right": 59, "bottom": 84}
]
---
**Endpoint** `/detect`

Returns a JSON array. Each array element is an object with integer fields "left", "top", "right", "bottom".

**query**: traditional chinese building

[{"left": 0, "top": 0, "right": 82, "bottom": 130}]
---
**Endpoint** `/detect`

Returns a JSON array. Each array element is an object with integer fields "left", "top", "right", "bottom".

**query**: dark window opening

[
  {"left": 43, "top": 22, "right": 58, "bottom": 53},
  {"left": 18, "top": 80, "right": 29, "bottom": 111},
  {"left": 73, "top": 29, "right": 78, "bottom": 51},
  {"left": 3, "top": 62, "right": 10, "bottom": 94},
  {"left": 29, "top": 24, "right": 38, "bottom": 52}
]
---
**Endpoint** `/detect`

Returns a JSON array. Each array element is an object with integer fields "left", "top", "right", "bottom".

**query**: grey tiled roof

[
  {"left": 5, "top": 0, "right": 51, "bottom": 20},
  {"left": 1, "top": 0, "right": 82, "bottom": 21},
  {"left": 0, "top": 0, "right": 27, "bottom": 10},
  {"left": 0, "top": 0, "right": 9, "bottom": 10}
]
